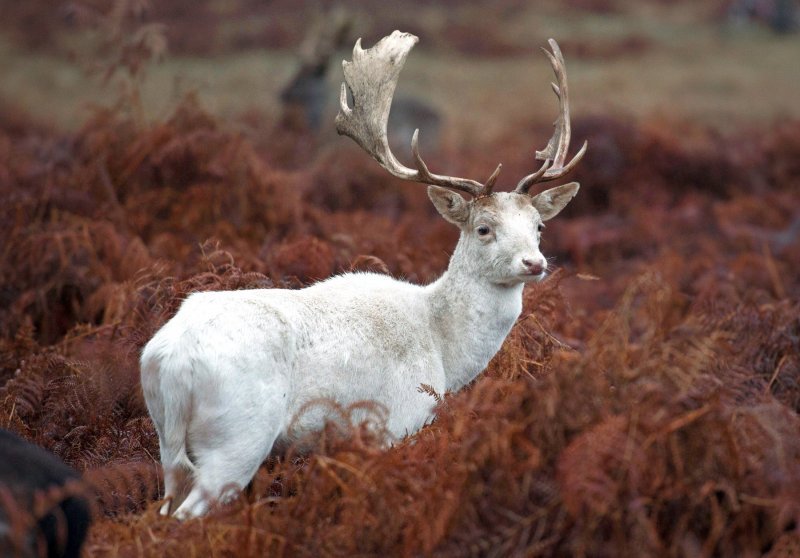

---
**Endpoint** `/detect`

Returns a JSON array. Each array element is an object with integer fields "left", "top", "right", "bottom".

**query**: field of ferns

[{"left": 1, "top": 1, "right": 799, "bottom": 556}]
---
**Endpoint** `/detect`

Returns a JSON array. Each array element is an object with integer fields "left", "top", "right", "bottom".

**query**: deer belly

[{"left": 284, "top": 344, "right": 442, "bottom": 443}]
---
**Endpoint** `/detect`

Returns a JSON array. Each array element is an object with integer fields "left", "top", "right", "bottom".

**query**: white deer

[{"left": 140, "top": 31, "right": 587, "bottom": 519}]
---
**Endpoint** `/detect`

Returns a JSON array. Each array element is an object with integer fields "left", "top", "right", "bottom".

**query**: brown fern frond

[{"left": 84, "top": 460, "right": 162, "bottom": 517}]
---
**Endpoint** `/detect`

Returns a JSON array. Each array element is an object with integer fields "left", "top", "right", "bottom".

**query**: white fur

[{"left": 140, "top": 187, "right": 578, "bottom": 518}]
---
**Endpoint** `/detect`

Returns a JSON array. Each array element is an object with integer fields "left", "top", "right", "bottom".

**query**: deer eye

[
  {"left": 477, "top": 225, "right": 492, "bottom": 236},
  {"left": 537, "top": 223, "right": 545, "bottom": 233}
]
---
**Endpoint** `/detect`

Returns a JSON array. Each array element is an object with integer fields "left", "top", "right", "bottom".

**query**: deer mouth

[{"left": 520, "top": 270, "right": 548, "bottom": 282}]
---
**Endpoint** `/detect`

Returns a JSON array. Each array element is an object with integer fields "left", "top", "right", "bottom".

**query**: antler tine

[
  {"left": 483, "top": 163, "right": 503, "bottom": 195},
  {"left": 515, "top": 39, "right": 587, "bottom": 195},
  {"left": 336, "top": 31, "right": 491, "bottom": 197}
]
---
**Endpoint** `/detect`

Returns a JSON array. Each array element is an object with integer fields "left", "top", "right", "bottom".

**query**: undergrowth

[{"left": 1, "top": 18, "right": 800, "bottom": 556}]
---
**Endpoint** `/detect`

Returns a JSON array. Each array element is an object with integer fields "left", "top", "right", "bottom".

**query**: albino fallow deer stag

[{"left": 140, "top": 30, "right": 586, "bottom": 519}]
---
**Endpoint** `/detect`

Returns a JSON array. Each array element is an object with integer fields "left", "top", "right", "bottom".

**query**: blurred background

[{"left": 2, "top": 0, "right": 798, "bottom": 148}]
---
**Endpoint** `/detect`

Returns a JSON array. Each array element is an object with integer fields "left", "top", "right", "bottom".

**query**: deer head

[{"left": 336, "top": 31, "right": 586, "bottom": 285}]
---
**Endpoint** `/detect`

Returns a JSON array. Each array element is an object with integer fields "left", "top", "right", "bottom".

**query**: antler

[
  {"left": 515, "top": 39, "right": 587, "bottom": 195},
  {"left": 336, "top": 31, "right": 501, "bottom": 197}
]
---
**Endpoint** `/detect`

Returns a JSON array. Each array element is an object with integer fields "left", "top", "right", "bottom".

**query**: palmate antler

[
  {"left": 335, "top": 31, "right": 585, "bottom": 198},
  {"left": 335, "top": 32, "right": 499, "bottom": 197}
]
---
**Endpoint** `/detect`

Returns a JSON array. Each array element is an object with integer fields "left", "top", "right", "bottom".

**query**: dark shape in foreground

[{"left": 0, "top": 429, "right": 90, "bottom": 558}]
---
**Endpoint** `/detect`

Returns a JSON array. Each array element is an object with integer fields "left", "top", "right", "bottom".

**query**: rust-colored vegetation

[{"left": 1, "top": 1, "right": 799, "bottom": 556}]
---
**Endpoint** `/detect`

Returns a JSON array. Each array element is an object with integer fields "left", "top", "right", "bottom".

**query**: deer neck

[{"left": 425, "top": 245, "right": 524, "bottom": 392}]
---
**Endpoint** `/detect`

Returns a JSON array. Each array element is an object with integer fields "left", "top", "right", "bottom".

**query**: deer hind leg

[
  {"left": 144, "top": 383, "right": 195, "bottom": 516},
  {"left": 172, "top": 385, "right": 288, "bottom": 519}
]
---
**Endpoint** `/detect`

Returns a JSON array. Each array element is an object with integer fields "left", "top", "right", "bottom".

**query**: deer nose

[{"left": 522, "top": 258, "right": 546, "bottom": 275}]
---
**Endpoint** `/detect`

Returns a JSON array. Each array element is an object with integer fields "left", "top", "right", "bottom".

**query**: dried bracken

[{"left": 1, "top": 19, "right": 799, "bottom": 556}]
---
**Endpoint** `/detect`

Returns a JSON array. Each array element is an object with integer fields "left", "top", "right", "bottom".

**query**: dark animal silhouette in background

[{"left": 280, "top": 9, "right": 442, "bottom": 154}]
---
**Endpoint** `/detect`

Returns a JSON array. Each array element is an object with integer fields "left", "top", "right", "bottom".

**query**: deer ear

[
  {"left": 530, "top": 182, "right": 580, "bottom": 221},
  {"left": 428, "top": 186, "right": 469, "bottom": 226}
]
